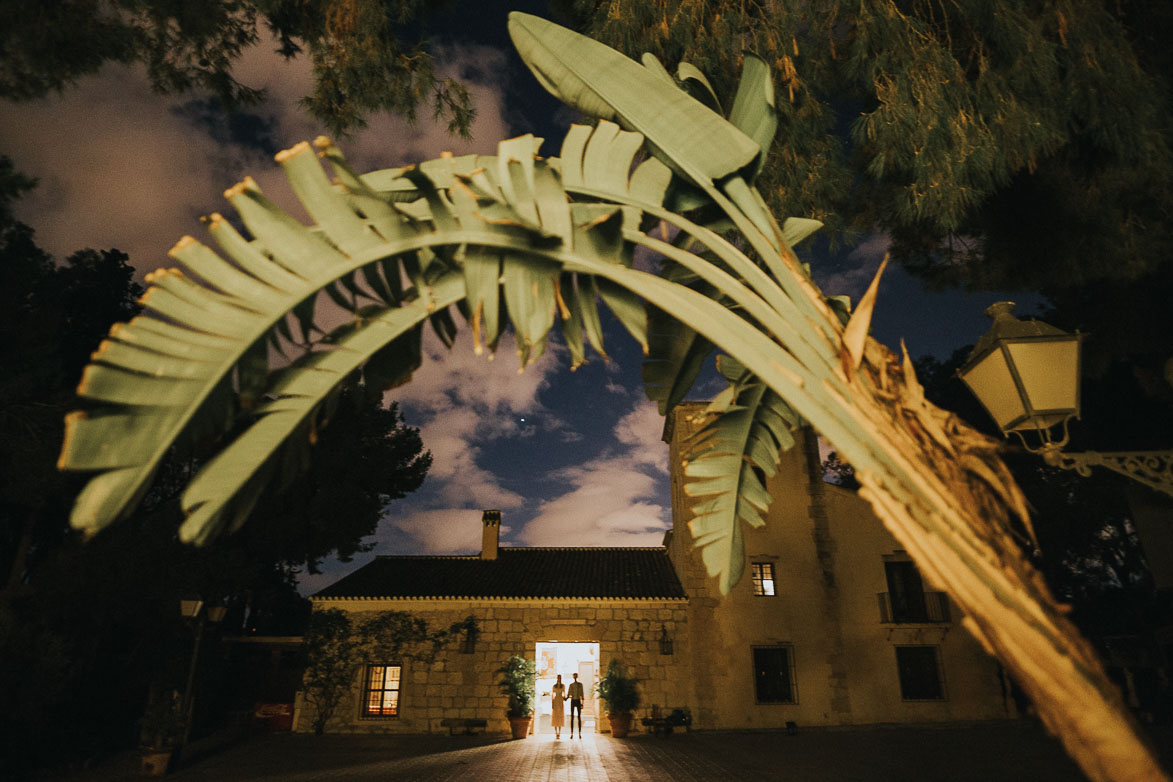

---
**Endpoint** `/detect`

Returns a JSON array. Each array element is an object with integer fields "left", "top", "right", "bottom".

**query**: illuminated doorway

[{"left": 534, "top": 641, "right": 599, "bottom": 734}]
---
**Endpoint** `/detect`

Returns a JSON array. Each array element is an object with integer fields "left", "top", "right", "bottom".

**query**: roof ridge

[{"left": 317, "top": 547, "right": 687, "bottom": 601}]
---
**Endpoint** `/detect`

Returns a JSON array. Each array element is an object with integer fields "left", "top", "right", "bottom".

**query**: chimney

[{"left": 481, "top": 510, "right": 501, "bottom": 560}]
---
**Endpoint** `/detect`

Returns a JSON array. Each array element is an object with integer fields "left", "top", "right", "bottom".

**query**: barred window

[
  {"left": 752, "top": 645, "right": 796, "bottom": 703},
  {"left": 751, "top": 562, "right": 776, "bottom": 596},
  {"left": 362, "top": 665, "right": 402, "bottom": 717}
]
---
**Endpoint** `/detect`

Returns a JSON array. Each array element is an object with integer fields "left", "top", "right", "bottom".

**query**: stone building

[
  {"left": 298, "top": 404, "right": 1011, "bottom": 734},
  {"left": 300, "top": 514, "right": 690, "bottom": 735}
]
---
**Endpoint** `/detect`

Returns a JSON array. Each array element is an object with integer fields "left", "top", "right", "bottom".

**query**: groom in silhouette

[{"left": 567, "top": 672, "right": 585, "bottom": 737}]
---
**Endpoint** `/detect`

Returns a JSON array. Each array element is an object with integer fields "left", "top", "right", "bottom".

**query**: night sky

[{"left": 1, "top": 2, "right": 1043, "bottom": 593}]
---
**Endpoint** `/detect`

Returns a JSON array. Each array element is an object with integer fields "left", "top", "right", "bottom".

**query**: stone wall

[
  {"left": 664, "top": 405, "right": 1010, "bottom": 729},
  {"left": 295, "top": 598, "right": 689, "bottom": 735}
]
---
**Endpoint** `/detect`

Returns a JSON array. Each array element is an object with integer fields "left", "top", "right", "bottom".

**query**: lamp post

[
  {"left": 959, "top": 302, "right": 1173, "bottom": 497},
  {"left": 178, "top": 598, "right": 226, "bottom": 749}
]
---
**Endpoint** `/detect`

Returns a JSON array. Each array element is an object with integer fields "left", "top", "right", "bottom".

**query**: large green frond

[
  {"left": 558, "top": 120, "right": 672, "bottom": 223},
  {"left": 727, "top": 54, "right": 777, "bottom": 182},
  {"left": 683, "top": 355, "right": 801, "bottom": 593},
  {"left": 61, "top": 133, "right": 654, "bottom": 538},
  {"left": 642, "top": 313, "right": 713, "bottom": 416},
  {"left": 178, "top": 275, "right": 464, "bottom": 545},
  {"left": 508, "top": 12, "right": 762, "bottom": 191}
]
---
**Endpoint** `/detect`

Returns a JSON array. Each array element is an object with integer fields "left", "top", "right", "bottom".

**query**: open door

[{"left": 534, "top": 641, "right": 599, "bottom": 733}]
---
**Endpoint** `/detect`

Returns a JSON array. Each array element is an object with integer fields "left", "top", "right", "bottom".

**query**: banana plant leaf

[
  {"left": 507, "top": 12, "right": 762, "bottom": 190},
  {"left": 684, "top": 355, "right": 800, "bottom": 593}
]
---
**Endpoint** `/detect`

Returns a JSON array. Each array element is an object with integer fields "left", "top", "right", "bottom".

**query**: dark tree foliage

[
  {"left": 0, "top": 180, "right": 143, "bottom": 586},
  {"left": 0, "top": 162, "right": 432, "bottom": 774},
  {"left": 240, "top": 388, "right": 431, "bottom": 573},
  {"left": 0, "top": 0, "right": 473, "bottom": 137},
  {"left": 566, "top": 1, "right": 1173, "bottom": 369}
]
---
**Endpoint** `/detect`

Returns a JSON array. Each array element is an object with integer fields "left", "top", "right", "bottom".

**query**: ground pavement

[{"left": 51, "top": 721, "right": 1173, "bottom": 782}]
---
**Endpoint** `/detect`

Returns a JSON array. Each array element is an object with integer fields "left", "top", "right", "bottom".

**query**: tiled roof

[{"left": 312, "top": 547, "right": 687, "bottom": 601}]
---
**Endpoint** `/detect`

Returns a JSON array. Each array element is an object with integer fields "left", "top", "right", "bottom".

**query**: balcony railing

[{"left": 877, "top": 591, "right": 951, "bottom": 624}]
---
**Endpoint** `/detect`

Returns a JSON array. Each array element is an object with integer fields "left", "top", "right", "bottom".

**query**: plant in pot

[
  {"left": 596, "top": 659, "right": 641, "bottom": 737},
  {"left": 139, "top": 690, "right": 187, "bottom": 776},
  {"left": 497, "top": 655, "right": 536, "bottom": 739}
]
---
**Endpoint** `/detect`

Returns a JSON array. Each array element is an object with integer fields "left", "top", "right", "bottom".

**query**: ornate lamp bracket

[{"left": 1041, "top": 446, "right": 1173, "bottom": 499}]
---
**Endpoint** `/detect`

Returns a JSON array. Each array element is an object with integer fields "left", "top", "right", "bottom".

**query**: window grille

[
  {"left": 362, "top": 664, "right": 402, "bottom": 717},
  {"left": 751, "top": 562, "right": 776, "bottom": 596},
  {"left": 752, "top": 645, "right": 797, "bottom": 704}
]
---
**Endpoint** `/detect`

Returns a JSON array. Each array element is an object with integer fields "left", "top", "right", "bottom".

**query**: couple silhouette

[{"left": 549, "top": 672, "right": 585, "bottom": 738}]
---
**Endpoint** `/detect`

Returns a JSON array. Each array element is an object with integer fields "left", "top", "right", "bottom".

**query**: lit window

[
  {"left": 752, "top": 646, "right": 796, "bottom": 703},
  {"left": 895, "top": 646, "right": 945, "bottom": 700},
  {"left": 363, "top": 665, "right": 401, "bottom": 717},
  {"left": 751, "top": 562, "right": 775, "bottom": 596}
]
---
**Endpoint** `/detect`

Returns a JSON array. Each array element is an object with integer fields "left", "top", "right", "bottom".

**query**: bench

[
  {"left": 640, "top": 707, "right": 691, "bottom": 737},
  {"left": 440, "top": 718, "right": 487, "bottom": 736}
]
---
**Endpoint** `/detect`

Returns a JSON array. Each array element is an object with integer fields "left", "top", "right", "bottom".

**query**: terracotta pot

[
  {"left": 508, "top": 715, "right": 532, "bottom": 739},
  {"left": 140, "top": 749, "right": 173, "bottom": 776},
  {"left": 607, "top": 712, "right": 633, "bottom": 738}
]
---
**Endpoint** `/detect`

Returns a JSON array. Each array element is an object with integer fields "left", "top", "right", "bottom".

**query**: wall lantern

[
  {"left": 960, "top": 302, "right": 1173, "bottom": 497},
  {"left": 658, "top": 624, "right": 673, "bottom": 655},
  {"left": 958, "top": 302, "right": 1082, "bottom": 449}
]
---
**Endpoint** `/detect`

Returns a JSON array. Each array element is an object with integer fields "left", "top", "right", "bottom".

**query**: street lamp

[
  {"left": 960, "top": 302, "right": 1173, "bottom": 497},
  {"left": 179, "top": 598, "right": 226, "bottom": 748}
]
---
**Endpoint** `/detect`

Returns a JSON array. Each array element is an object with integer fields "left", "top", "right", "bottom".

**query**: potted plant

[
  {"left": 496, "top": 655, "right": 536, "bottom": 739},
  {"left": 139, "top": 690, "right": 186, "bottom": 776},
  {"left": 596, "top": 659, "right": 641, "bottom": 737}
]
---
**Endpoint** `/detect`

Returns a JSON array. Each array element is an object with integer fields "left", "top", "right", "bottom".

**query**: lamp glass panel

[
  {"left": 960, "top": 349, "right": 1024, "bottom": 430},
  {"left": 1005, "top": 340, "right": 1079, "bottom": 416},
  {"left": 179, "top": 599, "right": 203, "bottom": 618}
]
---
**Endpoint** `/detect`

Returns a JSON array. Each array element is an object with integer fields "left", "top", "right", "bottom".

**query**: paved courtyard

[{"left": 49, "top": 721, "right": 1173, "bottom": 782}]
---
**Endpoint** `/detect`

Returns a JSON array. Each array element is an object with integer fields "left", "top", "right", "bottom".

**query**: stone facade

[
  {"left": 665, "top": 405, "right": 1011, "bottom": 729},
  {"left": 298, "top": 598, "right": 689, "bottom": 734},
  {"left": 300, "top": 406, "right": 1012, "bottom": 735}
]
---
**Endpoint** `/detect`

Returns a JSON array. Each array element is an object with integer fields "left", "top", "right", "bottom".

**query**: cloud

[
  {"left": 613, "top": 401, "right": 669, "bottom": 472},
  {"left": 1, "top": 67, "right": 239, "bottom": 270},
  {"left": 411, "top": 405, "right": 526, "bottom": 509},
  {"left": 519, "top": 465, "right": 668, "bottom": 547},
  {"left": 389, "top": 329, "right": 558, "bottom": 426},
  {"left": 811, "top": 232, "right": 891, "bottom": 301},
  {"left": 233, "top": 39, "right": 513, "bottom": 172},
  {"left": 518, "top": 400, "right": 670, "bottom": 547},
  {"left": 372, "top": 392, "right": 673, "bottom": 555},
  {"left": 357, "top": 328, "right": 563, "bottom": 554},
  {"left": 1, "top": 37, "right": 513, "bottom": 275},
  {"left": 388, "top": 508, "right": 489, "bottom": 554},
  {"left": 604, "top": 377, "right": 628, "bottom": 395}
]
